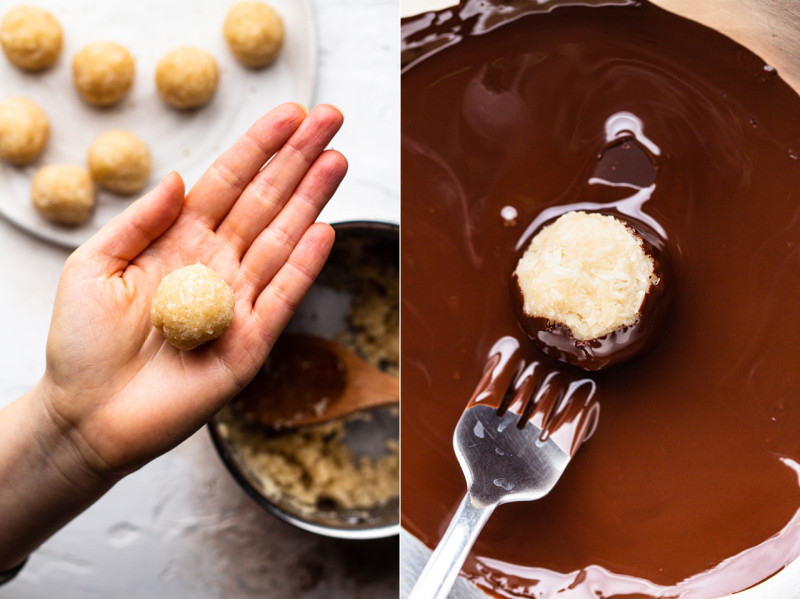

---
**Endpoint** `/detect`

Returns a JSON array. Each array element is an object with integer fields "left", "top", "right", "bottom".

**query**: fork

[{"left": 407, "top": 336, "right": 599, "bottom": 599}]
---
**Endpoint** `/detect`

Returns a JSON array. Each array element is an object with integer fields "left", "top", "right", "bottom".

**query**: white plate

[{"left": 0, "top": 0, "right": 316, "bottom": 249}]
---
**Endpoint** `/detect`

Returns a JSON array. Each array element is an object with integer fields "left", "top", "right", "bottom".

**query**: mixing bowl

[{"left": 209, "top": 221, "right": 399, "bottom": 540}]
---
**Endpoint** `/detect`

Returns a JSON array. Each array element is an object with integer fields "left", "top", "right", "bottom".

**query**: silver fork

[{"left": 407, "top": 337, "right": 599, "bottom": 599}]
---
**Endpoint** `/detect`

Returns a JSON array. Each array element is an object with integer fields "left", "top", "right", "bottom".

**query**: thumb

[{"left": 77, "top": 172, "right": 186, "bottom": 274}]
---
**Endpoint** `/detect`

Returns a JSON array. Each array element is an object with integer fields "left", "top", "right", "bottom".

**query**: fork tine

[
  {"left": 545, "top": 379, "right": 600, "bottom": 456},
  {"left": 411, "top": 344, "right": 588, "bottom": 599},
  {"left": 501, "top": 366, "right": 599, "bottom": 457},
  {"left": 520, "top": 369, "right": 565, "bottom": 431},
  {"left": 467, "top": 336, "right": 524, "bottom": 410},
  {"left": 501, "top": 361, "right": 544, "bottom": 418}
]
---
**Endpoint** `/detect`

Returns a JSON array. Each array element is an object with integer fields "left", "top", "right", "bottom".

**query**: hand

[{"left": 39, "top": 103, "right": 347, "bottom": 478}]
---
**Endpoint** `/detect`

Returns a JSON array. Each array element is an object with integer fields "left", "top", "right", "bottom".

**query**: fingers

[
  {"left": 251, "top": 222, "right": 336, "bottom": 348},
  {"left": 215, "top": 104, "right": 345, "bottom": 258},
  {"left": 183, "top": 103, "right": 308, "bottom": 227},
  {"left": 78, "top": 172, "right": 185, "bottom": 274},
  {"left": 234, "top": 149, "right": 347, "bottom": 300}
]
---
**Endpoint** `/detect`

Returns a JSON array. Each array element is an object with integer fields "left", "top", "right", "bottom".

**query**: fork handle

[{"left": 408, "top": 492, "right": 497, "bottom": 599}]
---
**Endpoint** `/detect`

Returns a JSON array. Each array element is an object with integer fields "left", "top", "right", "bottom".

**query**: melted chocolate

[
  {"left": 401, "top": 1, "right": 800, "bottom": 597},
  {"left": 464, "top": 336, "right": 601, "bottom": 457}
]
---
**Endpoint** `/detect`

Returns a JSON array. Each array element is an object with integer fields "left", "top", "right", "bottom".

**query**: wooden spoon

[{"left": 233, "top": 334, "right": 398, "bottom": 429}]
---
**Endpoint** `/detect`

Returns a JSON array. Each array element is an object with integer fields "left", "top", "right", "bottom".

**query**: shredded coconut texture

[
  {"left": 219, "top": 418, "right": 398, "bottom": 512},
  {"left": 150, "top": 263, "right": 235, "bottom": 350},
  {"left": 515, "top": 211, "right": 657, "bottom": 341}
]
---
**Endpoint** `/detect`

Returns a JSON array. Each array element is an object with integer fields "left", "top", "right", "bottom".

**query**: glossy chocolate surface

[{"left": 401, "top": 1, "right": 800, "bottom": 596}]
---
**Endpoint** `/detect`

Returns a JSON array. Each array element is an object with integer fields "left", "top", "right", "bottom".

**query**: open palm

[{"left": 39, "top": 103, "right": 347, "bottom": 477}]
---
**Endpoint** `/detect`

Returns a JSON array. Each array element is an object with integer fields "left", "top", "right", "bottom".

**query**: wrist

[
  {"left": 0, "top": 385, "right": 117, "bottom": 569},
  {"left": 34, "top": 376, "right": 132, "bottom": 485},
  {"left": 29, "top": 380, "right": 123, "bottom": 488}
]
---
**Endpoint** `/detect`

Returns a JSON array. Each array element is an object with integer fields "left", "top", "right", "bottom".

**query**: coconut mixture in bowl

[{"left": 211, "top": 221, "right": 399, "bottom": 539}]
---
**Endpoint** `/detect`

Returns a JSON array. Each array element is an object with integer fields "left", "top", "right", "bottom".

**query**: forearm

[{"left": 0, "top": 384, "right": 117, "bottom": 571}]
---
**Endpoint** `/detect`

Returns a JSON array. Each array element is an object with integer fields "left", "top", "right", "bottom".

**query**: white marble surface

[{"left": 0, "top": 0, "right": 399, "bottom": 596}]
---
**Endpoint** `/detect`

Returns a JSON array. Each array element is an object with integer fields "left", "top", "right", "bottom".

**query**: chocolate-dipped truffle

[{"left": 513, "top": 210, "right": 670, "bottom": 370}]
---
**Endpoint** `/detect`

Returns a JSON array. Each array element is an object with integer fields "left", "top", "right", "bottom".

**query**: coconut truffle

[
  {"left": 224, "top": 1, "right": 284, "bottom": 68},
  {"left": 88, "top": 130, "right": 151, "bottom": 194},
  {"left": 0, "top": 97, "right": 49, "bottom": 165},
  {"left": 151, "top": 263, "right": 235, "bottom": 351},
  {"left": 0, "top": 6, "right": 62, "bottom": 71},
  {"left": 513, "top": 210, "right": 669, "bottom": 370},
  {"left": 72, "top": 41, "right": 135, "bottom": 107},
  {"left": 31, "top": 164, "right": 95, "bottom": 226},
  {"left": 155, "top": 47, "right": 219, "bottom": 110}
]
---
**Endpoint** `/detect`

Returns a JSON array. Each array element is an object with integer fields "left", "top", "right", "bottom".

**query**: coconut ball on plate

[
  {"left": 155, "top": 47, "right": 219, "bottom": 110},
  {"left": 88, "top": 130, "right": 151, "bottom": 195},
  {"left": 72, "top": 41, "right": 135, "bottom": 107},
  {"left": 224, "top": 1, "right": 284, "bottom": 68},
  {"left": 512, "top": 210, "right": 670, "bottom": 370},
  {"left": 0, "top": 6, "right": 62, "bottom": 71},
  {"left": 0, "top": 97, "right": 49, "bottom": 165},
  {"left": 30, "top": 164, "right": 95, "bottom": 226}
]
